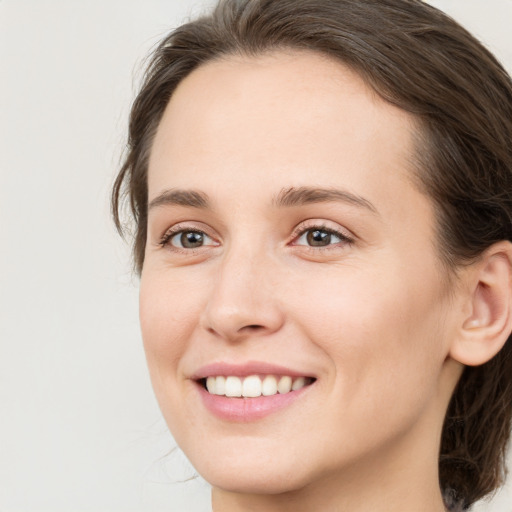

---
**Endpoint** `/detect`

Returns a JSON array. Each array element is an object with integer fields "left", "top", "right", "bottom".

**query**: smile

[
  {"left": 203, "top": 375, "right": 315, "bottom": 397},
  {"left": 194, "top": 363, "right": 317, "bottom": 421}
]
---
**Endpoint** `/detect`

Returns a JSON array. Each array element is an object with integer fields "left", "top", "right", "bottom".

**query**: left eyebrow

[{"left": 272, "top": 186, "right": 379, "bottom": 215}]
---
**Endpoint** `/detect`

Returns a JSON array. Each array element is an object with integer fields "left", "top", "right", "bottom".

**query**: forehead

[{"left": 148, "top": 50, "right": 421, "bottom": 215}]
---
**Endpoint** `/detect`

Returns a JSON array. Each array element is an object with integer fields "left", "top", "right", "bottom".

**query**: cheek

[
  {"left": 139, "top": 269, "right": 204, "bottom": 379},
  {"left": 288, "top": 262, "right": 448, "bottom": 409}
]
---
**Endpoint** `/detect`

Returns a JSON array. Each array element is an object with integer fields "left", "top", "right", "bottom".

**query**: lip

[
  {"left": 196, "top": 380, "right": 313, "bottom": 422},
  {"left": 191, "top": 360, "right": 316, "bottom": 380},
  {"left": 191, "top": 361, "right": 316, "bottom": 422}
]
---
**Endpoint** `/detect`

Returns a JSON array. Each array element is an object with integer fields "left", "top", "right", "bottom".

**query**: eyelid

[
  {"left": 289, "top": 220, "right": 355, "bottom": 247},
  {"left": 170, "top": 231, "right": 216, "bottom": 249},
  {"left": 156, "top": 219, "right": 353, "bottom": 253},
  {"left": 159, "top": 222, "right": 220, "bottom": 249}
]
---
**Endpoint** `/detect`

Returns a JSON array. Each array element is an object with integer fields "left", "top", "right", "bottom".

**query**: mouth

[
  {"left": 199, "top": 374, "right": 316, "bottom": 398},
  {"left": 192, "top": 362, "right": 317, "bottom": 421}
]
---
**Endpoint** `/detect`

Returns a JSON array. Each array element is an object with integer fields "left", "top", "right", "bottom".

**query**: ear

[{"left": 450, "top": 241, "right": 512, "bottom": 367}]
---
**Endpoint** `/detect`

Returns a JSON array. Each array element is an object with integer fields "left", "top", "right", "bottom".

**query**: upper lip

[{"left": 191, "top": 360, "right": 316, "bottom": 380}]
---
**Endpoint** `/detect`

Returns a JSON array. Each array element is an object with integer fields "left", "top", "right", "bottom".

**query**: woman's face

[{"left": 141, "top": 51, "right": 461, "bottom": 495}]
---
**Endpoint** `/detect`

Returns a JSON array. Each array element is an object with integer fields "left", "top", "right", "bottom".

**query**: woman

[{"left": 112, "top": 0, "right": 512, "bottom": 510}]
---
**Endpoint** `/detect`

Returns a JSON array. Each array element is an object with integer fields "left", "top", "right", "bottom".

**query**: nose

[{"left": 200, "top": 245, "right": 285, "bottom": 342}]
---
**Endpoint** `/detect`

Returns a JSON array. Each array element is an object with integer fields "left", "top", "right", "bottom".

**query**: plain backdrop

[{"left": 1, "top": 1, "right": 511, "bottom": 511}]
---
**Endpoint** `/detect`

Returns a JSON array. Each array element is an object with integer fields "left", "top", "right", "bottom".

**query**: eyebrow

[
  {"left": 148, "top": 189, "right": 210, "bottom": 211},
  {"left": 272, "top": 186, "right": 379, "bottom": 214},
  {"left": 148, "top": 186, "right": 378, "bottom": 215}
]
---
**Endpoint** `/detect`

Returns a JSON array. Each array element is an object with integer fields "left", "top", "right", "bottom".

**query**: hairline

[{"left": 140, "top": 47, "right": 462, "bottom": 289}]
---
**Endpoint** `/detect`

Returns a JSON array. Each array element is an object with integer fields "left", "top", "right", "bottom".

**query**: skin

[{"left": 140, "top": 51, "right": 484, "bottom": 511}]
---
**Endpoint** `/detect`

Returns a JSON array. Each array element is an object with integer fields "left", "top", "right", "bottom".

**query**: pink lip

[
  {"left": 191, "top": 361, "right": 316, "bottom": 422},
  {"left": 196, "top": 381, "right": 313, "bottom": 422},
  {"left": 191, "top": 360, "right": 315, "bottom": 380}
]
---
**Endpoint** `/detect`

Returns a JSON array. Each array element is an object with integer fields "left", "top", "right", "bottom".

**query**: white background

[{"left": 1, "top": 1, "right": 511, "bottom": 511}]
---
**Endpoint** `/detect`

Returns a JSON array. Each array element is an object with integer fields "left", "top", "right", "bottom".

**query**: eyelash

[
  {"left": 158, "top": 224, "right": 217, "bottom": 252},
  {"left": 158, "top": 223, "right": 354, "bottom": 252},
  {"left": 291, "top": 223, "right": 354, "bottom": 250}
]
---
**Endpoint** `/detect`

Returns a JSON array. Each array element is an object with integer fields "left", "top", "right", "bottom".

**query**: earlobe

[{"left": 450, "top": 241, "right": 512, "bottom": 367}]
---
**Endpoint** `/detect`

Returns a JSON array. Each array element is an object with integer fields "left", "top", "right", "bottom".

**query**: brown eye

[
  {"left": 181, "top": 231, "right": 204, "bottom": 248},
  {"left": 169, "top": 230, "right": 214, "bottom": 249},
  {"left": 293, "top": 226, "right": 353, "bottom": 249},
  {"left": 306, "top": 230, "right": 333, "bottom": 247}
]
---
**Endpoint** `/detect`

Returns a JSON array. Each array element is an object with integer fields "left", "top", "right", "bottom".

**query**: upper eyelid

[
  {"left": 158, "top": 228, "right": 219, "bottom": 254},
  {"left": 295, "top": 227, "right": 346, "bottom": 239},
  {"left": 157, "top": 219, "right": 354, "bottom": 246},
  {"left": 292, "top": 230, "right": 353, "bottom": 248},
  {"left": 290, "top": 219, "right": 354, "bottom": 240},
  {"left": 160, "top": 221, "right": 217, "bottom": 239},
  {"left": 157, "top": 224, "right": 217, "bottom": 250},
  {"left": 294, "top": 224, "right": 345, "bottom": 236},
  {"left": 170, "top": 231, "right": 217, "bottom": 249}
]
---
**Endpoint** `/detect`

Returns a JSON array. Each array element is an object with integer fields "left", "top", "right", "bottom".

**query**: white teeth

[
  {"left": 225, "top": 376, "right": 242, "bottom": 397},
  {"left": 242, "top": 375, "right": 262, "bottom": 397},
  {"left": 204, "top": 375, "right": 312, "bottom": 397},
  {"left": 214, "top": 376, "right": 226, "bottom": 395},
  {"left": 292, "top": 376, "right": 306, "bottom": 391},
  {"left": 262, "top": 375, "right": 278, "bottom": 396},
  {"left": 277, "top": 376, "right": 292, "bottom": 394},
  {"left": 206, "top": 376, "right": 216, "bottom": 394}
]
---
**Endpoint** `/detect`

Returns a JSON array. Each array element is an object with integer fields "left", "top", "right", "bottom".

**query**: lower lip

[{"left": 197, "top": 382, "right": 313, "bottom": 422}]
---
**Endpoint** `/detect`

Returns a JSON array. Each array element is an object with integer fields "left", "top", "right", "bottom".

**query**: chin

[
  {"left": 204, "top": 467, "right": 309, "bottom": 495},
  {"left": 184, "top": 444, "right": 316, "bottom": 495}
]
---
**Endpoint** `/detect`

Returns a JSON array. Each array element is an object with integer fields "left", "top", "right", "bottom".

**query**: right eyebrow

[{"left": 148, "top": 189, "right": 210, "bottom": 211}]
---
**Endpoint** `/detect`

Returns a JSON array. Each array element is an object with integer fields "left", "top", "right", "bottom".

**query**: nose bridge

[{"left": 201, "top": 237, "right": 283, "bottom": 340}]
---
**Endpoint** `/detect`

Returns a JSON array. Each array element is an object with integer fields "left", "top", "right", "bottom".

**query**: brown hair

[{"left": 112, "top": 0, "right": 512, "bottom": 507}]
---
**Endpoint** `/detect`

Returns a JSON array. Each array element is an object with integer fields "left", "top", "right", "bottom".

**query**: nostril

[
  {"left": 245, "top": 324, "right": 264, "bottom": 330},
  {"left": 238, "top": 324, "right": 266, "bottom": 334}
]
